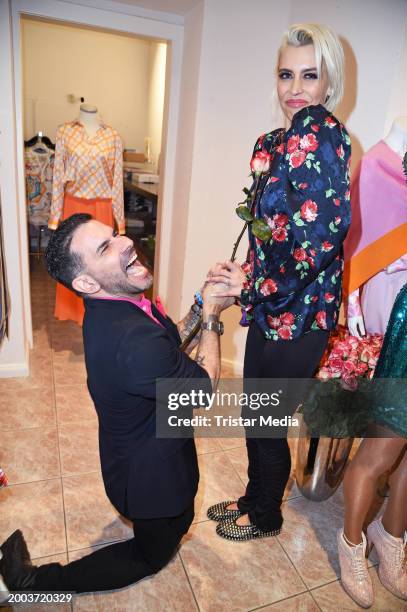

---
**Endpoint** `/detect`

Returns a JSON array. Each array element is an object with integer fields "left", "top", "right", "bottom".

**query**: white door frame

[{"left": 9, "top": 0, "right": 184, "bottom": 349}]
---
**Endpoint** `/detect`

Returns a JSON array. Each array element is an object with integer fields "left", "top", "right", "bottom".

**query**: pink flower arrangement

[{"left": 316, "top": 325, "right": 383, "bottom": 388}]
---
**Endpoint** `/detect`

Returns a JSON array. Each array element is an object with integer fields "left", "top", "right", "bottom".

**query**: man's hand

[
  {"left": 202, "top": 281, "right": 234, "bottom": 314},
  {"left": 207, "top": 261, "right": 246, "bottom": 298}
]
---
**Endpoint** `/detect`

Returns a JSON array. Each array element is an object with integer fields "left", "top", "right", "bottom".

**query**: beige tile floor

[{"left": 0, "top": 260, "right": 404, "bottom": 611}]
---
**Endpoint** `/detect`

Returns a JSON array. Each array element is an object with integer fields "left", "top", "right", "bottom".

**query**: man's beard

[{"left": 95, "top": 269, "right": 153, "bottom": 296}]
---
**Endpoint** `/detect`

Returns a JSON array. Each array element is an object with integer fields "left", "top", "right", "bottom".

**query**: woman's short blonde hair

[{"left": 278, "top": 23, "right": 344, "bottom": 112}]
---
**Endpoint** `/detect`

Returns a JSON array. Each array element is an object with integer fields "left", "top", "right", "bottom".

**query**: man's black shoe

[{"left": 0, "top": 530, "right": 37, "bottom": 591}]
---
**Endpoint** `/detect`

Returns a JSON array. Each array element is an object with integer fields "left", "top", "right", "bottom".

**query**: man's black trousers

[{"left": 33, "top": 504, "right": 194, "bottom": 594}]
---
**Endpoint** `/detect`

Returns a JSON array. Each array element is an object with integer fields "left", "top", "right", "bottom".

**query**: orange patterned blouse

[{"left": 49, "top": 121, "right": 125, "bottom": 233}]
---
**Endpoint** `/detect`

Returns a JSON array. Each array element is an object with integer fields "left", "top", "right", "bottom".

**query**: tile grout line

[
  {"left": 246, "top": 586, "right": 311, "bottom": 611},
  {"left": 49, "top": 301, "right": 71, "bottom": 563},
  {"left": 177, "top": 551, "right": 201, "bottom": 612},
  {"left": 309, "top": 588, "right": 324, "bottom": 611},
  {"left": 274, "top": 527, "right": 311, "bottom": 595}
]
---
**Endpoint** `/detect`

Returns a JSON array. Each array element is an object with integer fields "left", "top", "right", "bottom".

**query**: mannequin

[
  {"left": 48, "top": 103, "right": 124, "bottom": 324},
  {"left": 78, "top": 104, "right": 101, "bottom": 138},
  {"left": 344, "top": 117, "right": 407, "bottom": 338}
]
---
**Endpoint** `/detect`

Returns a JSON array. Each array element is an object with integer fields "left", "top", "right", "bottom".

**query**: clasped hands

[{"left": 203, "top": 260, "right": 246, "bottom": 310}]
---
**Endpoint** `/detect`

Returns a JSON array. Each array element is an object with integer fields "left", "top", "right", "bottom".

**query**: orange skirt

[{"left": 54, "top": 193, "right": 114, "bottom": 325}]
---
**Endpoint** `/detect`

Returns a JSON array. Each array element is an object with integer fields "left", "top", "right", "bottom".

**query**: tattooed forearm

[
  {"left": 177, "top": 309, "right": 202, "bottom": 353},
  {"left": 195, "top": 353, "right": 206, "bottom": 367}
]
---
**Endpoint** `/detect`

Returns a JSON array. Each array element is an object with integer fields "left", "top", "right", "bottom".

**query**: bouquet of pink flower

[
  {"left": 316, "top": 325, "right": 383, "bottom": 389},
  {"left": 301, "top": 326, "right": 384, "bottom": 437}
]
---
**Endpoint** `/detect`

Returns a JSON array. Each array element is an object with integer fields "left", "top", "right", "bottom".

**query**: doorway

[{"left": 21, "top": 16, "right": 167, "bottom": 324}]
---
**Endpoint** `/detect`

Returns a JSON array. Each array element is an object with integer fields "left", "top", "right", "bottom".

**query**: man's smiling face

[{"left": 70, "top": 220, "right": 153, "bottom": 297}]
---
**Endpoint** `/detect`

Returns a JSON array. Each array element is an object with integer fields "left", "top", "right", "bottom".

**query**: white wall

[
  {"left": 176, "top": 0, "right": 291, "bottom": 369},
  {"left": 0, "top": 0, "right": 29, "bottom": 376},
  {"left": 167, "top": 0, "right": 205, "bottom": 317},
  {"left": 21, "top": 17, "right": 164, "bottom": 151},
  {"left": 147, "top": 42, "right": 167, "bottom": 165},
  {"left": 173, "top": 0, "right": 407, "bottom": 371}
]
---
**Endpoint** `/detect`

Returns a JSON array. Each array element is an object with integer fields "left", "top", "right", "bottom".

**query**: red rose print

[
  {"left": 298, "top": 182, "right": 308, "bottom": 189},
  {"left": 251, "top": 150, "right": 272, "bottom": 174},
  {"left": 311, "top": 124, "right": 320, "bottom": 132},
  {"left": 324, "top": 292, "right": 335, "bottom": 303},
  {"left": 333, "top": 198, "right": 340, "bottom": 206},
  {"left": 316, "top": 311, "right": 327, "bottom": 329},
  {"left": 272, "top": 227, "right": 287, "bottom": 242},
  {"left": 300, "top": 199, "right": 318, "bottom": 222},
  {"left": 322, "top": 241, "right": 334, "bottom": 252},
  {"left": 311, "top": 296, "right": 318, "bottom": 302},
  {"left": 287, "top": 134, "right": 300, "bottom": 153},
  {"left": 268, "top": 176, "right": 280, "bottom": 183},
  {"left": 274, "top": 213, "right": 289, "bottom": 227},
  {"left": 345, "top": 189, "right": 350, "bottom": 200},
  {"left": 267, "top": 315, "right": 280, "bottom": 329},
  {"left": 335, "top": 216, "right": 341, "bottom": 225},
  {"left": 325, "top": 117, "right": 337, "bottom": 128},
  {"left": 309, "top": 248, "right": 316, "bottom": 256},
  {"left": 276, "top": 143, "right": 285, "bottom": 154},
  {"left": 300, "top": 133, "right": 318, "bottom": 152},
  {"left": 293, "top": 247, "right": 307, "bottom": 261},
  {"left": 280, "top": 265, "right": 286, "bottom": 274},
  {"left": 307, "top": 256, "right": 315, "bottom": 268},
  {"left": 336, "top": 145, "right": 344, "bottom": 159},
  {"left": 278, "top": 325, "right": 292, "bottom": 340},
  {"left": 260, "top": 278, "right": 278, "bottom": 296},
  {"left": 257, "top": 133, "right": 266, "bottom": 148},
  {"left": 280, "top": 312, "right": 295, "bottom": 326},
  {"left": 289, "top": 149, "right": 306, "bottom": 168}
]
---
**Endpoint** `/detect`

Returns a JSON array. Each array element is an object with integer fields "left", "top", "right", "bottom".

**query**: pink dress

[{"left": 344, "top": 141, "right": 407, "bottom": 333}]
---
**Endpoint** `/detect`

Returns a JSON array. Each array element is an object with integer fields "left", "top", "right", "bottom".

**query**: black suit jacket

[{"left": 82, "top": 298, "right": 210, "bottom": 520}]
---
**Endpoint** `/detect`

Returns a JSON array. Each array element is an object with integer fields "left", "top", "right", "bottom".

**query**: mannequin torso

[
  {"left": 383, "top": 116, "right": 407, "bottom": 158},
  {"left": 78, "top": 104, "right": 101, "bottom": 139}
]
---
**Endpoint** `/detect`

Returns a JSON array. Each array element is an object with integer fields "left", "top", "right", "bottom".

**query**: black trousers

[
  {"left": 237, "top": 323, "right": 329, "bottom": 531},
  {"left": 33, "top": 503, "right": 194, "bottom": 594}
]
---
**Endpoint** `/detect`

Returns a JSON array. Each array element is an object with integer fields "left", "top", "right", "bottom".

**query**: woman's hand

[{"left": 207, "top": 260, "right": 246, "bottom": 298}]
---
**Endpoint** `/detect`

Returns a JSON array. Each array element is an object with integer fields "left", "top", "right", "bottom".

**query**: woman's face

[{"left": 277, "top": 44, "right": 329, "bottom": 123}]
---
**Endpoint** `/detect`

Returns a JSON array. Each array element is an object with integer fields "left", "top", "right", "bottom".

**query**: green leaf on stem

[
  {"left": 242, "top": 187, "right": 251, "bottom": 195},
  {"left": 236, "top": 206, "right": 253, "bottom": 222},
  {"left": 251, "top": 219, "right": 272, "bottom": 241}
]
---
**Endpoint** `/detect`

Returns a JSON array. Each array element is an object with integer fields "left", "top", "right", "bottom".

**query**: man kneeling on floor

[{"left": 0, "top": 213, "right": 231, "bottom": 596}]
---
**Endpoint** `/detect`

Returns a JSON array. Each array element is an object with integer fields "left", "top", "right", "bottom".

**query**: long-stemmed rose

[{"left": 231, "top": 149, "right": 274, "bottom": 261}]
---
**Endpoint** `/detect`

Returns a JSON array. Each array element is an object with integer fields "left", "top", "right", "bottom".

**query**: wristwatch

[{"left": 201, "top": 314, "right": 224, "bottom": 336}]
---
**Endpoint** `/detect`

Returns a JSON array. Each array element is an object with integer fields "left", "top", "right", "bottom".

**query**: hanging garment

[
  {"left": 0, "top": 196, "right": 10, "bottom": 345},
  {"left": 343, "top": 141, "right": 407, "bottom": 297},
  {"left": 54, "top": 193, "right": 114, "bottom": 325},
  {"left": 343, "top": 141, "right": 407, "bottom": 333},
  {"left": 25, "top": 144, "right": 54, "bottom": 226},
  {"left": 49, "top": 121, "right": 124, "bottom": 234}
]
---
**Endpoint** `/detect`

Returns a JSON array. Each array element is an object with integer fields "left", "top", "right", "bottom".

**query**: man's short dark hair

[{"left": 45, "top": 213, "right": 92, "bottom": 291}]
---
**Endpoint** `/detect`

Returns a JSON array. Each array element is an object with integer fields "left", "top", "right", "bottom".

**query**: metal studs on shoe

[
  {"left": 207, "top": 500, "right": 242, "bottom": 522},
  {"left": 215, "top": 518, "right": 281, "bottom": 541}
]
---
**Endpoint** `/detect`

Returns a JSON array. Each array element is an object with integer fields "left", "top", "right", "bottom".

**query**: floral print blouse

[{"left": 241, "top": 104, "right": 351, "bottom": 341}]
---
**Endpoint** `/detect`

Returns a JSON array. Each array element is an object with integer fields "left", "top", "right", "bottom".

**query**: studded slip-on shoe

[
  {"left": 207, "top": 500, "right": 242, "bottom": 522},
  {"left": 216, "top": 518, "right": 281, "bottom": 541}
]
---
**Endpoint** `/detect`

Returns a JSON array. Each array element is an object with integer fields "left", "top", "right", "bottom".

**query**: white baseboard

[{"left": 0, "top": 362, "right": 29, "bottom": 378}]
